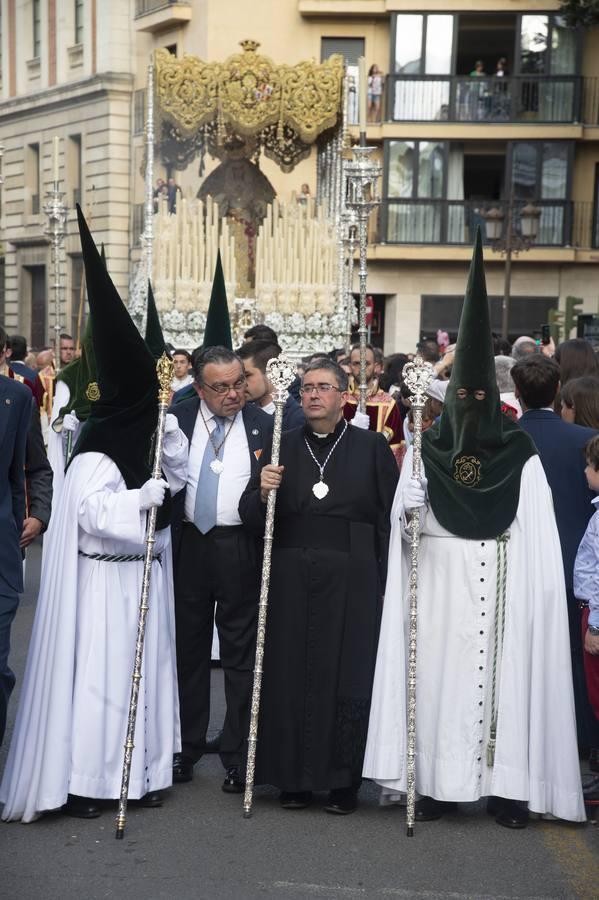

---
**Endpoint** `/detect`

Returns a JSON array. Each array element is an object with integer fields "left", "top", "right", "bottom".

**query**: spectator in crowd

[
  {"left": 416, "top": 339, "right": 441, "bottom": 364},
  {"left": 167, "top": 176, "right": 182, "bottom": 214},
  {"left": 344, "top": 344, "right": 403, "bottom": 464},
  {"left": 297, "top": 183, "right": 311, "bottom": 205},
  {"left": 243, "top": 324, "right": 278, "bottom": 344},
  {"left": 238, "top": 339, "right": 305, "bottom": 430},
  {"left": 512, "top": 354, "right": 599, "bottom": 760},
  {"left": 574, "top": 434, "right": 599, "bottom": 801},
  {"left": 367, "top": 64, "right": 385, "bottom": 123},
  {"left": 494, "top": 354, "right": 521, "bottom": 419},
  {"left": 511, "top": 336, "right": 537, "bottom": 361},
  {"left": 561, "top": 376, "right": 599, "bottom": 430},
  {"left": 59, "top": 334, "right": 75, "bottom": 367},
  {"left": 380, "top": 353, "right": 408, "bottom": 398},
  {"left": 8, "top": 336, "right": 37, "bottom": 382},
  {"left": 171, "top": 349, "right": 193, "bottom": 393},
  {"left": 470, "top": 60, "right": 486, "bottom": 76},
  {"left": 555, "top": 338, "right": 599, "bottom": 385}
]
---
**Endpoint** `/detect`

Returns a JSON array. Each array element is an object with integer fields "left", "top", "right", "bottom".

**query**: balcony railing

[
  {"left": 381, "top": 199, "right": 577, "bottom": 247},
  {"left": 386, "top": 75, "right": 581, "bottom": 124},
  {"left": 135, "top": 0, "right": 177, "bottom": 14}
]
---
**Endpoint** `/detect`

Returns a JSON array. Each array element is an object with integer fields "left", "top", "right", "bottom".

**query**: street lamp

[{"left": 483, "top": 199, "right": 541, "bottom": 340}]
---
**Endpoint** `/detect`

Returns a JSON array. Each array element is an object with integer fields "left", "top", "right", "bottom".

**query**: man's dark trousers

[{"left": 174, "top": 522, "right": 260, "bottom": 767}]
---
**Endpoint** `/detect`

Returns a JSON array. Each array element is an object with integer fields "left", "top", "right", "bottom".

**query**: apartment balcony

[
  {"left": 134, "top": 0, "right": 192, "bottom": 33},
  {"left": 385, "top": 75, "right": 581, "bottom": 125},
  {"left": 378, "top": 199, "right": 595, "bottom": 252}
]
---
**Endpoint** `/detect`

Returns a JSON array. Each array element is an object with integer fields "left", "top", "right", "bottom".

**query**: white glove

[
  {"left": 402, "top": 477, "right": 427, "bottom": 511},
  {"left": 350, "top": 410, "right": 370, "bottom": 430},
  {"left": 139, "top": 478, "right": 169, "bottom": 511},
  {"left": 62, "top": 411, "right": 80, "bottom": 432},
  {"left": 164, "top": 413, "right": 179, "bottom": 434}
]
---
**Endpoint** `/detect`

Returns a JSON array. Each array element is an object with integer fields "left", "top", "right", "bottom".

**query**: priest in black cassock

[{"left": 239, "top": 357, "right": 398, "bottom": 814}]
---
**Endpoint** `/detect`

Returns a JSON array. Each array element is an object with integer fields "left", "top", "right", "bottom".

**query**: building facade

[{"left": 1, "top": 0, "right": 599, "bottom": 352}]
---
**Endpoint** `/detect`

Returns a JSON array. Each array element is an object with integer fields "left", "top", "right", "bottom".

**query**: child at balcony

[{"left": 368, "top": 64, "right": 384, "bottom": 123}]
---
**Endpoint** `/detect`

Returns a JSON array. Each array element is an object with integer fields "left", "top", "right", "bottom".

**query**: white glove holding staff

[
  {"left": 62, "top": 412, "right": 80, "bottom": 432},
  {"left": 402, "top": 477, "right": 428, "bottom": 511},
  {"left": 139, "top": 478, "right": 169, "bottom": 511}
]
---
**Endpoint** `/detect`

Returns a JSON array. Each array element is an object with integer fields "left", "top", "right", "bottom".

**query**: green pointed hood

[
  {"left": 145, "top": 281, "right": 167, "bottom": 360},
  {"left": 421, "top": 230, "right": 536, "bottom": 539},
  {"left": 70, "top": 205, "right": 171, "bottom": 526},
  {"left": 203, "top": 250, "right": 232, "bottom": 349}
]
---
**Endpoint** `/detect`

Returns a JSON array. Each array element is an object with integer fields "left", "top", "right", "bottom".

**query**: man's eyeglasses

[
  {"left": 300, "top": 383, "right": 343, "bottom": 397},
  {"left": 202, "top": 378, "right": 247, "bottom": 395}
]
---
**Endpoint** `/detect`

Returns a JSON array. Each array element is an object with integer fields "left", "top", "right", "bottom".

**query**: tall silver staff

[
  {"left": 402, "top": 356, "right": 434, "bottom": 837},
  {"left": 115, "top": 351, "right": 174, "bottom": 840},
  {"left": 243, "top": 353, "right": 296, "bottom": 818},
  {"left": 345, "top": 147, "right": 381, "bottom": 415}
]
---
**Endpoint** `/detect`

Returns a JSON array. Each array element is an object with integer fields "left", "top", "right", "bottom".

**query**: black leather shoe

[
  {"left": 590, "top": 748, "right": 599, "bottom": 774},
  {"left": 324, "top": 786, "right": 358, "bottom": 815},
  {"left": 204, "top": 729, "right": 222, "bottom": 754},
  {"left": 172, "top": 753, "right": 194, "bottom": 783},
  {"left": 63, "top": 794, "right": 101, "bottom": 819},
  {"left": 414, "top": 796, "right": 456, "bottom": 821},
  {"left": 222, "top": 766, "right": 245, "bottom": 794},
  {"left": 492, "top": 798, "right": 528, "bottom": 829},
  {"left": 280, "top": 791, "right": 312, "bottom": 810},
  {"left": 140, "top": 790, "right": 163, "bottom": 808}
]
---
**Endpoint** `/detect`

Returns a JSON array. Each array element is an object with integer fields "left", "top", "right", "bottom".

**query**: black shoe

[
  {"left": 172, "top": 753, "right": 194, "bottom": 783},
  {"left": 414, "top": 796, "right": 456, "bottom": 821},
  {"left": 492, "top": 798, "right": 528, "bottom": 829},
  {"left": 324, "top": 786, "right": 358, "bottom": 815},
  {"left": 140, "top": 790, "right": 163, "bottom": 808},
  {"left": 222, "top": 766, "right": 245, "bottom": 794},
  {"left": 279, "top": 791, "right": 313, "bottom": 810},
  {"left": 63, "top": 794, "right": 101, "bottom": 819},
  {"left": 590, "top": 748, "right": 599, "bottom": 774},
  {"left": 583, "top": 774, "right": 599, "bottom": 802},
  {"left": 204, "top": 729, "right": 222, "bottom": 754}
]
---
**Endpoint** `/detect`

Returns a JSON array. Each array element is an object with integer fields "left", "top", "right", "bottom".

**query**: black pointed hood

[
  {"left": 203, "top": 250, "right": 232, "bottom": 349},
  {"left": 145, "top": 281, "right": 167, "bottom": 360},
  {"left": 421, "top": 230, "right": 536, "bottom": 539},
  {"left": 70, "top": 205, "right": 171, "bottom": 526}
]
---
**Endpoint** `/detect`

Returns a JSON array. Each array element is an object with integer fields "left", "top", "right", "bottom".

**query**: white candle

[
  {"left": 52, "top": 136, "right": 59, "bottom": 184},
  {"left": 358, "top": 57, "right": 367, "bottom": 135}
]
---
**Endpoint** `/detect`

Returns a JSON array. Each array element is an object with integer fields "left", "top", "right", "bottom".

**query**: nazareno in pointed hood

[
  {"left": 70, "top": 205, "right": 171, "bottom": 527},
  {"left": 203, "top": 250, "right": 232, "bottom": 349},
  {"left": 421, "top": 229, "right": 536, "bottom": 539}
]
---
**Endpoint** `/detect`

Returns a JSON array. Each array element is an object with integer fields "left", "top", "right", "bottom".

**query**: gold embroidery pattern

[
  {"left": 86, "top": 382, "right": 101, "bottom": 402},
  {"left": 453, "top": 455, "right": 482, "bottom": 486}
]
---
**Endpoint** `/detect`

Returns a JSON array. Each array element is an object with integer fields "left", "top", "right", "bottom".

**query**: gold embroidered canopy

[{"left": 154, "top": 41, "right": 344, "bottom": 173}]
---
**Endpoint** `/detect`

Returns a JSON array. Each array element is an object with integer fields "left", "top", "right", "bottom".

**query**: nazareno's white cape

[
  {"left": 0, "top": 436, "right": 187, "bottom": 823},
  {"left": 363, "top": 449, "right": 586, "bottom": 822}
]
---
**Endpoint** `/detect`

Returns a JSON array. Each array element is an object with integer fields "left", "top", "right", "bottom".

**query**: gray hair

[
  {"left": 193, "top": 346, "right": 242, "bottom": 384},
  {"left": 494, "top": 355, "right": 515, "bottom": 393},
  {"left": 302, "top": 357, "right": 348, "bottom": 392},
  {"left": 511, "top": 337, "right": 537, "bottom": 362}
]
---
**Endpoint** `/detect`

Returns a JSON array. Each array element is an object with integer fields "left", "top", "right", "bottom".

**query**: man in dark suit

[
  {"left": 21, "top": 400, "right": 53, "bottom": 549},
  {"left": 169, "top": 346, "right": 273, "bottom": 791},
  {"left": 0, "top": 325, "right": 33, "bottom": 745},
  {"left": 512, "top": 354, "right": 599, "bottom": 754}
]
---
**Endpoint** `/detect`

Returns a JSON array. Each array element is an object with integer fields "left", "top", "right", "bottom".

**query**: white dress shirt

[{"left": 184, "top": 399, "right": 251, "bottom": 526}]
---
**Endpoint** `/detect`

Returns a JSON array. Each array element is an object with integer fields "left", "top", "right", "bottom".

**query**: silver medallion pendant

[
  {"left": 312, "top": 480, "right": 329, "bottom": 500},
  {"left": 210, "top": 459, "right": 225, "bottom": 475}
]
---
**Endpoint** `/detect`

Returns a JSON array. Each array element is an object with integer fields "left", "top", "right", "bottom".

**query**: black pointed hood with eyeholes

[
  {"left": 145, "top": 280, "right": 167, "bottom": 360},
  {"left": 421, "top": 229, "right": 536, "bottom": 539},
  {"left": 70, "top": 205, "right": 171, "bottom": 528}
]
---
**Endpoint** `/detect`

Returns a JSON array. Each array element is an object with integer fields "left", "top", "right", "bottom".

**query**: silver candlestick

[
  {"left": 341, "top": 205, "right": 358, "bottom": 354},
  {"left": 345, "top": 145, "right": 381, "bottom": 414},
  {"left": 43, "top": 179, "right": 68, "bottom": 370}
]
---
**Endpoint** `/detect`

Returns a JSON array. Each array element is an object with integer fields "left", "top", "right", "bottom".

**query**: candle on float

[
  {"left": 358, "top": 56, "right": 367, "bottom": 138},
  {"left": 52, "top": 136, "right": 59, "bottom": 184}
]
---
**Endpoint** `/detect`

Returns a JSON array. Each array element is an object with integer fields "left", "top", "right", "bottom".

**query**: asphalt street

[{"left": 1, "top": 542, "right": 598, "bottom": 900}]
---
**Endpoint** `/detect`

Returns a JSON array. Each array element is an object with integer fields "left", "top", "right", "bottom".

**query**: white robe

[
  {"left": 0, "top": 433, "right": 188, "bottom": 822},
  {"left": 47, "top": 380, "right": 82, "bottom": 523},
  {"left": 363, "top": 449, "right": 586, "bottom": 822}
]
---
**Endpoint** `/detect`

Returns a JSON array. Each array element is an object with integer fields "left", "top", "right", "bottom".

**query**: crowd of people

[{"left": 0, "top": 218, "right": 597, "bottom": 832}]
